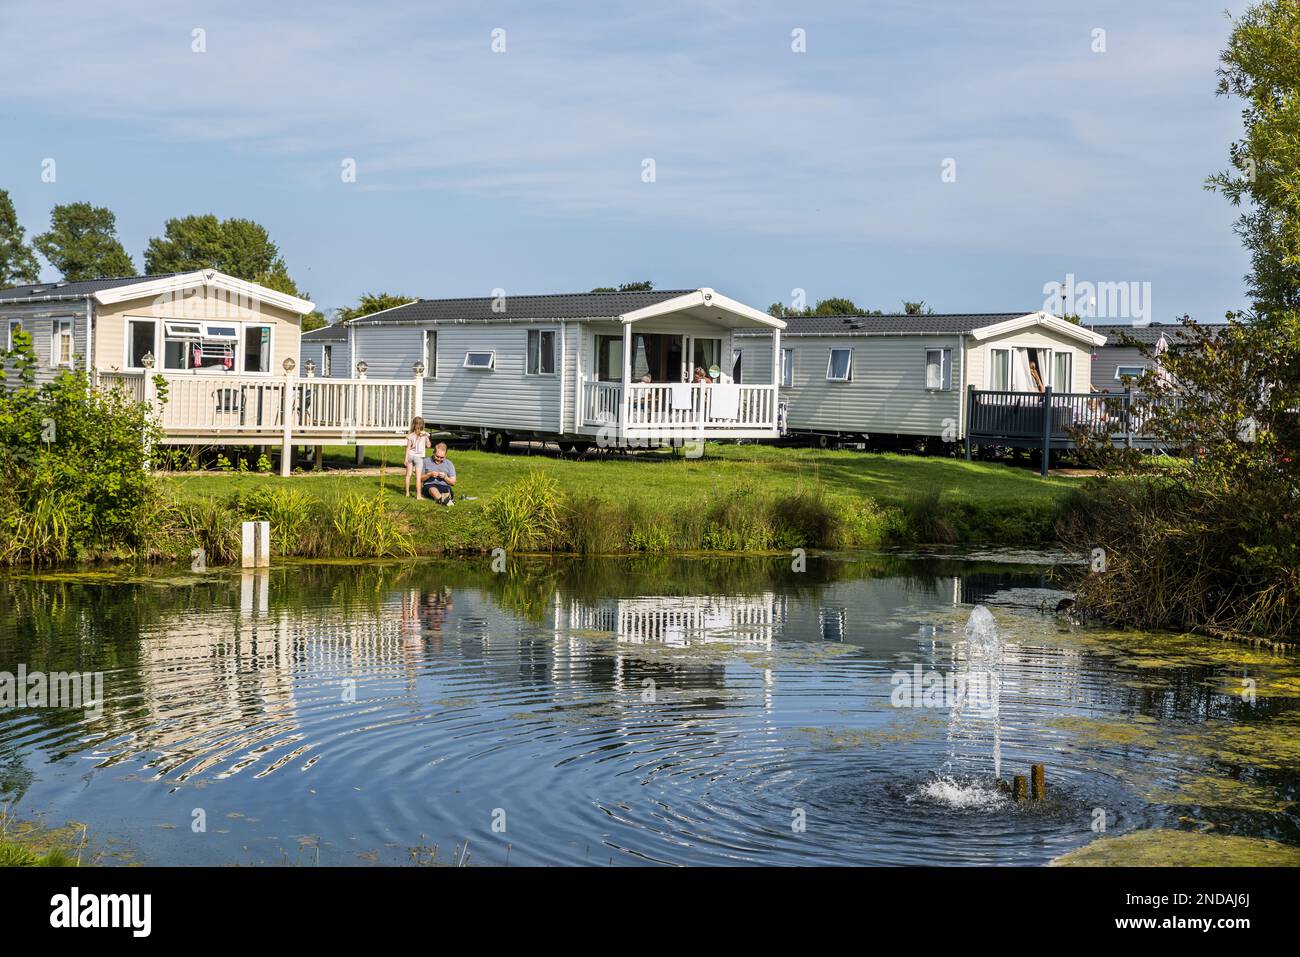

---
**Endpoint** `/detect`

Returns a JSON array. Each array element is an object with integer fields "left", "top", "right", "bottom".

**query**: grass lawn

[{"left": 164, "top": 444, "right": 1080, "bottom": 554}]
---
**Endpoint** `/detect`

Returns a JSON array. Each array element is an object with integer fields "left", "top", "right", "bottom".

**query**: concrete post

[{"left": 280, "top": 371, "right": 295, "bottom": 477}]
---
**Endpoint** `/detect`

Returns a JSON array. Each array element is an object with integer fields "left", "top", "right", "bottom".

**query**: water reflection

[{"left": 1, "top": 554, "right": 1297, "bottom": 866}]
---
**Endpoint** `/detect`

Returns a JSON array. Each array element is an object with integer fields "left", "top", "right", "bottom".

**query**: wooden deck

[
  {"left": 965, "top": 386, "right": 1175, "bottom": 474},
  {"left": 96, "top": 371, "right": 419, "bottom": 473}
]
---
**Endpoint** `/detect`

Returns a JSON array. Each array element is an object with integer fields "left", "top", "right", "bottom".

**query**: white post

[
  {"left": 771, "top": 328, "right": 782, "bottom": 429},
  {"left": 280, "top": 369, "right": 295, "bottom": 477},
  {"left": 141, "top": 370, "right": 157, "bottom": 472},
  {"left": 412, "top": 363, "right": 424, "bottom": 426},
  {"left": 621, "top": 321, "right": 633, "bottom": 436},
  {"left": 257, "top": 520, "right": 270, "bottom": 567},
  {"left": 241, "top": 521, "right": 256, "bottom": 568}
]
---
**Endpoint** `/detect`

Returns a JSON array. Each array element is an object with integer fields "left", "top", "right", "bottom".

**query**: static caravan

[
  {"left": 0, "top": 270, "right": 418, "bottom": 473},
  {"left": 299, "top": 321, "right": 352, "bottom": 379},
  {"left": 348, "top": 288, "right": 787, "bottom": 450},
  {"left": 734, "top": 312, "right": 1105, "bottom": 444}
]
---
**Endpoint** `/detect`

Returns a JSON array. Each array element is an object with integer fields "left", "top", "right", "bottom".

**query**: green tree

[
  {"left": 336, "top": 292, "right": 418, "bottom": 323},
  {"left": 590, "top": 281, "right": 654, "bottom": 292},
  {"left": 902, "top": 300, "right": 933, "bottom": 315},
  {"left": 1206, "top": 0, "right": 1300, "bottom": 314},
  {"left": 1068, "top": 0, "right": 1300, "bottom": 641},
  {"left": 144, "top": 214, "right": 306, "bottom": 295},
  {"left": 767, "top": 297, "right": 881, "bottom": 318},
  {"left": 0, "top": 189, "right": 39, "bottom": 287},
  {"left": 33, "top": 202, "right": 135, "bottom": 281}
]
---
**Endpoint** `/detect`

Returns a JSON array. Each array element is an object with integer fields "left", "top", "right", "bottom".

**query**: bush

[
  {"left": 485, "top": 470, "right": 564, "bottom": 552},
  {"left": 0, "top": 332, "right": 160, "bottom": 564}
]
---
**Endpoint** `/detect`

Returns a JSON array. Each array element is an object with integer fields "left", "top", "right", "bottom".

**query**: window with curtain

[
  {"left": 53, "top": 319, "right": 74, "bottom": 367},
  {"left": 990, "top": 349, "right": 1011, "bottom": 390},
  {"left": 322, "top": 345, "right": 333, "bottom": 377},
  {"left": 781, "top": 348, "right": 793, "bottom": 387},
  {"left": 826, "top": 348, "right": 852, "bottom": 382},
  {"left": 424, "top": 330, "right": 437, "bottom": 377},
  {"left": 527, "top": 329, "right": 556, "bottom": 375},
  {"left": 1053, "top": 351, "right": 1072, "bottom": 391},
  {"left": 596, "top": 335, "right": 623, "bottom": 382},
  {"left": 925, "top": 348, "right": 952, "bottom": 390}
]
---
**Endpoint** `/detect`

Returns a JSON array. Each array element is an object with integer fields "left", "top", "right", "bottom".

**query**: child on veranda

[{"left": 404, "top": 417, "right": 431, "bottom": 496}]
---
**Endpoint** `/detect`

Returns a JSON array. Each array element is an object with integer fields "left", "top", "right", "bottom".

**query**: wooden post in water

[
  {"left": 1012, "top": 775, "right": 1028, "bottom": 802},
  {"left": 1031, "top": 764, "right": 1045, "bottom": 801}
]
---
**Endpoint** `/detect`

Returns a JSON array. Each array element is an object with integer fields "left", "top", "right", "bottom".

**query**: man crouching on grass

[{"left": 418, "top": 440, "right": 457, "bottom": 505}]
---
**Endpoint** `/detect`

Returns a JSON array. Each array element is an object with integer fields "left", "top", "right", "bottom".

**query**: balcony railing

[{"left": 582, "top": 379, "right": 779, "bottom": 435}]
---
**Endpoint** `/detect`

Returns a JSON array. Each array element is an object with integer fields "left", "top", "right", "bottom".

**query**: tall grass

[
  {"left": 330, "top": 493, "right": 415, "bottom": 558},
  {"left": 485, "top": 470, "right": 565, "bottom": 552}
]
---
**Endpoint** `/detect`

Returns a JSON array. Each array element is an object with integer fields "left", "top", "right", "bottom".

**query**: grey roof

[
  {"left": 351, "top": 289, "right": 694, "bottom": 325},
  {"left": 302, "top": 322, "right": 349, "bottom": 341},
  {"left": 0, "top": 273, "right": 185, "bottom": 302},
  {"left": 1086, "top": 323, "right": 1225, "bottom": 346},
  {"left": 737, "top": 312, "right": 1027, "bottom": 337}
]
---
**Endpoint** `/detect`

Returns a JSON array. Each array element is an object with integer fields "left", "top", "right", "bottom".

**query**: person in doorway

[{"left": 419, "top": 440, "right": 457, "bottom": 504}]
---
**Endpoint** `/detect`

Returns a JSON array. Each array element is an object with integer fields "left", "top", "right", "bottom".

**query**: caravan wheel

[
  {"left": 814, "top": 434, "right": 832, "bottom": 449},
  {"left": 485, "top": 431, "right": 512, "bottom": 453}
]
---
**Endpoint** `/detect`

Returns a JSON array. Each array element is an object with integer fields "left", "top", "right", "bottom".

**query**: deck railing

[
  {"left": 582, "top": 379, "right": 779, "bottom": 435},
  {"left": 966, "top": 386, "right": 1181, "bottom": 474},
  {"left": 92, "top": 371, "right": 417, "bottom": 435}
]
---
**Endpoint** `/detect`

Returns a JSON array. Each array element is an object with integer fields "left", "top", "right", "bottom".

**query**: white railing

[
  {"left": 95, "top": 371, "right": 147, "bottom": 403},
  {"left": 581, "top": 379, "right": 778, "bottom": 434},
  {"left": 297, "top": 378, "right": 415, "bottom": 434},
  {"left": 94, "top": 371, "right": 415, "bottom": 435},
  {"left": 583, "top": 380, "right": 623, "bottom": 425}
]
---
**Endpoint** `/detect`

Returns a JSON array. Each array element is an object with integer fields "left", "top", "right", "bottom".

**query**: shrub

[{"left": 485, "top": 470, "right": 564, "bottom": 552}]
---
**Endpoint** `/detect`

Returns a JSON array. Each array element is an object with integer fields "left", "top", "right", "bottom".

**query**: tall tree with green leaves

[
  {"left": 0, "top": 189, "right": 40, "bottom": 287},
  {"left": 144, "top": 214, "right": 306, "bottom": 296},
  {"left": 1068, "top": 0, "right": 1300, "bottom": 641},
  {"left": 1207, "top": 0, "right": 1300, "bottom": 315},
  {"left": 33, "top": 202, "right": 135, "bottom": 281},
  {"left": 336, "top": 292, "right": 418, "bottom": 323}
]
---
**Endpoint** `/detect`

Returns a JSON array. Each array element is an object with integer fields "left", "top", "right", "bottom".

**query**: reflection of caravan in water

[{"left": 563, "top": 594, "right": 779, "bottom": 648}]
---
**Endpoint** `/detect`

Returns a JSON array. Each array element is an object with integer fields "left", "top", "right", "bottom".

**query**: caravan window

[
  {"left": 781, "top": 348, "right": 793, "bottom": 387},
  {"left": 243, "top": 325, "right": 271, "bottom": 373},
  {"left": 731, "top": 350, "right": 742, "bottom": 382},
  {"left": 464, "top": 351, "right": 496, "bottom": 370},
  {"left": 322, "top": 344, "right": 333, "bottom": 377},
  {"left": 1053, "top": 351, "right": 1073, "bottom": 391},
  {"left": 925, "top": 348, "right": 952, "bottom": 390},
  {"left": 596, "top": 335, "right": 623, "bottom": 382},
  {"left": 989, "top": 348, "right": 1011, "bottom": 390},
  {"left": 52, "top": 319, "right": 74, "bottom": 367},
  {"left": 6, "top": 320, "right": 21, "bottom": 351},
  {"left": 127, "top": 319, "right": 156, "bottom": 368},
  {"left": 1115, "top": 365, "right": 1146, "bottom": 382},
  {"left": 423, "top": 330, "right": 437, "bottom": 377},
  {"left": 527, "top": 329, "right": 556, "bottom": 375},
  {"left": 826, "top": 348, "right": 852, "bottom": 382}
]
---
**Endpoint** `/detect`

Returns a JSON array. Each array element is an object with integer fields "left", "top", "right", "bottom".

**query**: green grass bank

[{"left": 152, "top": 445, "right": 1077, "bottom": 563}]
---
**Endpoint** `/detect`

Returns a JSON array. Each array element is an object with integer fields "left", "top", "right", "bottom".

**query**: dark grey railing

[{"left": 965, "top": 387, "right": 1174, "bottom": 475}]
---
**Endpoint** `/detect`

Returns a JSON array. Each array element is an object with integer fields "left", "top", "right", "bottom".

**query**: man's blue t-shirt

[{"left": 422, "top": 457, "right": 456, "bottom": 487}]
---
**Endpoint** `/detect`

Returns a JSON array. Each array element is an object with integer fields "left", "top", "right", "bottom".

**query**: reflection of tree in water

[{"left": 0, "top": 747, "right": 35, "bottom": 803}]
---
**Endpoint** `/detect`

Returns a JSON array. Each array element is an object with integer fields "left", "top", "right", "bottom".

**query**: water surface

[{"left": 1, "top": 553, "right": 1297, "bottom": 866}]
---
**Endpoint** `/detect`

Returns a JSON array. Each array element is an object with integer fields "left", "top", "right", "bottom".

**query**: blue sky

[{"left": 0, "top": 0, "right": 1251, "bottom": 322}]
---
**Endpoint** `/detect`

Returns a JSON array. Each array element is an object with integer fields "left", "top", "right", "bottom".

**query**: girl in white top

[{"left": 404, "top": 417, "right": 431, "bottom": 496}]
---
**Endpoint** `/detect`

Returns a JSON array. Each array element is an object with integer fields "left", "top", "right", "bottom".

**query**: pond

[{"left": 1, "top": 552, "right": 1298, "bottom": 866}]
